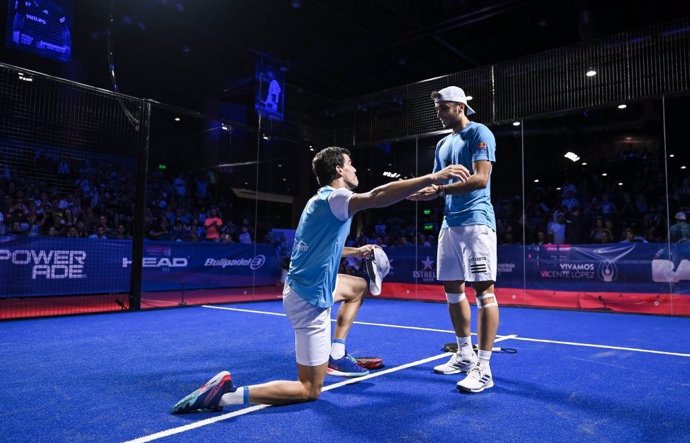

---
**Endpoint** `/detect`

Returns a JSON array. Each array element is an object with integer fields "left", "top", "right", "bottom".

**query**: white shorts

[
  {"left": 282, "top": 284, "right": 331, "bottom": 367},
  {"left": 437, "top": 225, "right": 497, "bottom": 283}
]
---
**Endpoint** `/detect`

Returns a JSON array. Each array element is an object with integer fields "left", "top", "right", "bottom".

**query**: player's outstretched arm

[
  {"left": 409, "top": 159, "right": 492, "bottom": 201},
  {"left": 407, "top": 185, "right": 440, "bottom": 201},
  {"left": 347, "top": 165, "right": 469, "bottom": 216}
]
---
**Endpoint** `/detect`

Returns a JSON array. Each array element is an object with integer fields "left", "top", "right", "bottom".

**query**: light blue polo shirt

[
  {"left": 433, "top": 121, "right": 497, "bottom": 231},
  {"left": 286, "top": 186, "right": 352, "bottom": 308}
]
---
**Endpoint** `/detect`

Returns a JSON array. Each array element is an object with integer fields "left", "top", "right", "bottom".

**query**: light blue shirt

[
  {"left": 286, "top": 186, "right": 352, "bottom": 308},
  {"left": 433, "top": 121, "right": 497, "bottom": 231}
]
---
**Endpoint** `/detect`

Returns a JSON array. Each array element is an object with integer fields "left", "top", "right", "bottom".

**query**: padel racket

[
  {"left": 355, "top": 356, "right": 384, "bottom": 369},
  {"left": 443, "top": 342, "right": 517, "bottom": 354}
]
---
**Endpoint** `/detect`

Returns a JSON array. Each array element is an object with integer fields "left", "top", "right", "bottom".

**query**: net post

[{"left": 128, "top": 99, "right": 151, "bottom": 311}]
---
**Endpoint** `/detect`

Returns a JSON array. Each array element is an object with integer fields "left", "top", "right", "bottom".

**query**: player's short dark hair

[{"left": 312, "top": 146, "right": 351, "bottom": 186}]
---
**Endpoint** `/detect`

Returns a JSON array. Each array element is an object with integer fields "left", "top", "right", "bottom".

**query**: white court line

[
  {"left": 124, "top": 404, "right": 272, "bottom": 443},
  {"left": 507, "top": 336, "right": 690, "bottom": 358},
  {"left": 203, "top": 304, "right": 454, "bottom": 332},
  {"left": 201, "top": 305, "right": 690, "bottom": 357},
  {"left": 322, "top": 334, "right": 516, "bottom": 392},
  {"left": 124, "top": 348, "right": 484, "bottom": 443},
  {"left": 203, "top": 305, "right": 288, "bottom": 317},
  {"left": 124, "top": 305, "right": 689, "bottom": 442}
]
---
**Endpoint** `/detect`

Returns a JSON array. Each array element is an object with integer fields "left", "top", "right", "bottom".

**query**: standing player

[
  {"left": 171, "top": 146, "right": 469, "bottom": 413},
  {"left": 409, "top": 86, "right": 499, "bottom": 393}
]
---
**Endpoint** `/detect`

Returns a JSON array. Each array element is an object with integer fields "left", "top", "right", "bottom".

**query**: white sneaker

[
  {"left": 433, "top": 352, "right": 478, "bottom": 374},
  {"left": 456, "top": 363, "right": 494, "bottom": 393}
]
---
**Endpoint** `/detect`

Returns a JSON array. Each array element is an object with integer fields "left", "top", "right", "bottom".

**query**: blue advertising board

[
  {"left": 375, "top": 243, "right": 690, "bottom": 295},
  {"left": 0, "top": 236, "right": 281, "bottom": 297},
  {"left": 3, "top": 237, "right": 689, "bottom": 298}
]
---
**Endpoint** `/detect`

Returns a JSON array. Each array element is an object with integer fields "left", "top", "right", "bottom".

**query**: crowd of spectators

[
  {"left": 495, "top": 163, "right": 690, "bottom": 247},
  {"left": 0, "top": 149, "right": 444, "bottom": 281},
  {"left": 3, "top": 149, "right": 690, "bottom": 273},
  {"left": 0, "top": 151, "right": 266, "bottom": 244}
]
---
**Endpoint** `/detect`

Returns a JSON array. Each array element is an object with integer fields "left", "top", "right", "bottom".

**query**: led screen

[
  {"left": 255, "top": 63, "right": 284, "bottom": 121},
  {"left": 6, "top": 0, "right": 73, "bottom": 63}
]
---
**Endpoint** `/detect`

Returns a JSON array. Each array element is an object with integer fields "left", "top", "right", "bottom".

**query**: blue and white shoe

[
  {"left": 434, "top": 352, "right": 478, "bottom": 375},
  {"left": 171, "top": 371, "right": 235, "bottom": 414},
  {"left": 327, "top": 353, "right": 370, "bottom": 377},
  {"left": 456, "top": 363, "right": 494, "bottom": 393}
]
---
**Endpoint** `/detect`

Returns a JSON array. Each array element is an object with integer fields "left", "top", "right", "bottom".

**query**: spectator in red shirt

[{"left": 203, "top": 208, "right": 223, "bottom": 242}]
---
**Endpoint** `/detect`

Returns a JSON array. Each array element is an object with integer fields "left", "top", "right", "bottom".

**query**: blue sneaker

[
  {"left": 171, "top": 371, "right": 235, "bottom": 414},
  {"left": 327, "top": 353, "right": 370, "bottom": 377}
]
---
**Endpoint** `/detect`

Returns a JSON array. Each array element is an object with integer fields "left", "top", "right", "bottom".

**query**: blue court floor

[{"left": 1, "top": 298, "right": 689, "bottom": 443}]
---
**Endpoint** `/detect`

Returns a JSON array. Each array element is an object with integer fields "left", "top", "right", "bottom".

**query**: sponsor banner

[
  {"left": 0, "top": 236, "right": 280, "bottom": 298},
  {"left": 376, "top": 247, "right": 437, "bottom": 284},
  {"left": 522, "top": 243, "right": 690, "bottom": 294},
  {"left": 4, "top": 237, "right": 689, "bottom": 298},
  {"left": 382, "top": 243, "right": 690, "bottom": 295}
]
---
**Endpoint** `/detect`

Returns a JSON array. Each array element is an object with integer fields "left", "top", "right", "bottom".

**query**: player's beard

[{"left": 441, "top": 116, "right": 460, "bottom": 129}]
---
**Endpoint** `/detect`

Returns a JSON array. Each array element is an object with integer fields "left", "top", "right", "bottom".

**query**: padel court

[{"left": 2, "top": 298, "right": 689, "bottom": 443}]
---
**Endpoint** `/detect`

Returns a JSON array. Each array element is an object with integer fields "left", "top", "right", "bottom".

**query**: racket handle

[{"left": 472, "top": 344, "right": 505, "bottom": 352}]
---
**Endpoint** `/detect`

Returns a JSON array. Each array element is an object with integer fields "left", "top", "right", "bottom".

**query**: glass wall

[
  {"left": 125, "top": 90, "right": 690, "bottom": 316},
  {"left": 521, "top": 98, "right": 668, "bottom": 312},
  {"left": 3, "top": 57, "right": 688, "bottom": 319},
  {"left": 282, "top": 93, "right": 689, "bottom": 315},
  {"left": 253, "top": 120, "right": 311, "bottom": 303},
  {"left": 664, "top": 94, "right": 690, "bottom": 315},
  {"left": 138, "top": 104, "right": 285, "bottom": 307}
]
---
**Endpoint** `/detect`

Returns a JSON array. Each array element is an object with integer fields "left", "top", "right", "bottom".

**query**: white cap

[
  {"left": 433, "top": 86, "right": 475, "bottom": 115},
  {"left": 364, "top": 246, "right": 390, "bottom": 296},
  {"left": 676, "top": 211, "right": 687, "bottom": 221}
]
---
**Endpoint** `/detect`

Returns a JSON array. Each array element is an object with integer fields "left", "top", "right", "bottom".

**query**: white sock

[
  {"left": 477, "top": 350, "right": 492, "bottom": 372},
  {"left": 219, "top": 386, "right": 248, "bottom": 406},
  {"left": 457, "top": 336, "right": 473, "bottom": 358},
  {"left": 331, "top": 339, "right": 346, "bottom": 359}
]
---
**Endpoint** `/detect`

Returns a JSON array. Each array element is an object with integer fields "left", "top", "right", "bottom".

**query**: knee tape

[
  {"left": 446, "top": 292, "right": 466, "bottom": 304},
  {"left": 476, "top": 293, "right": 498, "bottom": 309}
]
